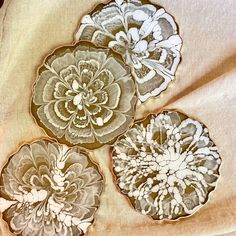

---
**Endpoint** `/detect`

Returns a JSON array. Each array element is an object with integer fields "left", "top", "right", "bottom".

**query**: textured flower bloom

[
  {"left": 31, "top": 42, "right": 137, "bottom": 149},
  {"left": 75, "top": 0, "right": 182, "bottom": 103},
  {"left": 112, "top": 111, "right": 221, "bottom": 220},
  {"left": 0, "top": 140, "right": 103, "bottom": 236}
]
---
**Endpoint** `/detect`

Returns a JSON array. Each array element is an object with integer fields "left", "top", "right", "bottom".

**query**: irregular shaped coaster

[
  {"left": 0, "top": 140, "right": 103, "bottom": 236},
  {"left": 75, "top": 0, "right": 182, "bottom": 103},
  {"left": 31, "top": 41, "right": 137, "bottom": 149},
  {"left": 112, "top": 111, "right": 221, "bottom": 220}
]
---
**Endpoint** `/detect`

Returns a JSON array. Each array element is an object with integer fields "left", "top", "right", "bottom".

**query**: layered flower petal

[{"left": 32, "top": 41, "right": 137, "bottom": 149}]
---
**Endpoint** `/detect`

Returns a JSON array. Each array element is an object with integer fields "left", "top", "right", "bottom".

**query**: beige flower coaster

[
  {"left": 75, "top": 0, "right": 182, "bottom": 104},
  {"left": 0, "top": 139, "right": 103, "bottom": 236},
  {"left": 31, "top": 41, "right": 137, "bottom": 149},
  {"left": 112, "top": 111, "right": 221, "bottom": 220}
]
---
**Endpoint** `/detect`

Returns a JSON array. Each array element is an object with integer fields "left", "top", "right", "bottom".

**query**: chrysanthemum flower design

[
  {"left": 31, "top": 42, "right": 137, "bottom": 149},
  {"left": 112, "top": 111, "right": 221, "bottom": 220},
  {"left": 0, "top": 140, "right": 103, "bottom": 236},
  {"left": 75, "top": 0, "right": 182, "bottom": 103}
]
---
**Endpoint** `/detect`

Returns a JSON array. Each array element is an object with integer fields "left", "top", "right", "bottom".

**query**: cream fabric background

[{"left": 0, "top": 0, "right": 236, "bottom": 235}]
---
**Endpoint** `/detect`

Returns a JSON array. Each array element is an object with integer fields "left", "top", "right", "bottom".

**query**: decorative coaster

[
  {"left": 0, "top": 139, "right": 103, "bottom": 236},
  {"left": 112, "top": 111, "right": 221, "bottom": 220},
  {"left": 31, "top": 41, "right": 137, "bottom": 149},
  {"left": 75, "top": 0, "right": 182, "bottom": 103}
]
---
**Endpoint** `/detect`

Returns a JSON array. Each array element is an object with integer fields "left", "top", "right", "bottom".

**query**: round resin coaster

[
  {"left": 31, "top": 41, "right": 137, "bottom": 149},
  {"left": 0, "top": 139, "right": 103, "bottom": 236},
  {"left": 75, "top": 0, "right": 182, "bottom": 103},
  {"left": 112, "top": 111, "right": 221, "bottom": 220}
]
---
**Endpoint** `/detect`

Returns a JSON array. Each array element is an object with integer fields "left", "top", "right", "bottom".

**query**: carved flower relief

[
  {"left": 31, "top": 42, "right": 137, "bottom": 149},
  {"left": 112, "top": 111, "right": 221, "bottom": 220},
  {"left": 75, "top": 0, "right": 182, "bottom": 103},
  {"left": 0, "top": 140, "right": 103, "bottom": 236}
]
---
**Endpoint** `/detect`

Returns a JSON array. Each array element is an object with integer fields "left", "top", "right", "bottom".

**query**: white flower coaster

[
  {"left": 31, "top": 41, "right": 137, "bottom": 149},
  {"left": 0, "top": 140, "right": 103, "bottom": 236},
  {"left": 75, "top": 0, "right": 182, "bottom": 103},
  {"left": 112, "top": 111, "right": 221, "bottom": 220}
]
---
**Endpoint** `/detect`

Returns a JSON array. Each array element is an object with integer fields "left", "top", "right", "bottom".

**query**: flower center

[{"left": 71, "top": 80, "right": 97, "bottom": 110}]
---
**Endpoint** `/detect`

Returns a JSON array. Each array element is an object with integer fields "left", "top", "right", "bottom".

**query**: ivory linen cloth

[{"left": 0, "top": 0, "right": 236, "bottom": 235}]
